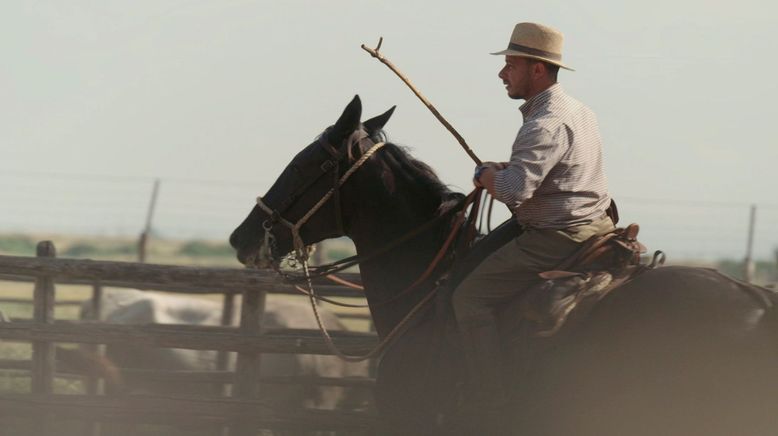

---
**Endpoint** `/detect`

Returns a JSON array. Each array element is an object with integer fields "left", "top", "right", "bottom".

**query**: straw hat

[{"left": 491, "top": 22, "right": 574, "bottom": 71}]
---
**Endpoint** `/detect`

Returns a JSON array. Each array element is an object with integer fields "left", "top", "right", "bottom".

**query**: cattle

[
  {"left": 0, "top": 307, "right": 121, "bottom": 388},
  {"left": 80, "top": 288, "right": 371, "bottom": 412}
]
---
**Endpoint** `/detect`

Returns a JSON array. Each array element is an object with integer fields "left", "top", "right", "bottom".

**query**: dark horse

[{"left": 230, "top": 96, "right": 778, "bottom": 435}]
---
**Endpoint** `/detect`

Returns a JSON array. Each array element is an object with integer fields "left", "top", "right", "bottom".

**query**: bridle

[
  {"left": 249, "top": 131, "right": 484, "bottom": 362},
  {"left": 254, "top": 133, "right": 385, "bottom": 267}
]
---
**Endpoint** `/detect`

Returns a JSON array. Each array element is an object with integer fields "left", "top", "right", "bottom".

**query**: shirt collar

[{"left": 519, "top": 83, "right": 563, "bottom": 119}]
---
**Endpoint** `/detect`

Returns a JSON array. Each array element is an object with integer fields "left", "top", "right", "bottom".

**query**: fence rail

[
  {"left": 0, "top": 255, "right": 362, "bottom": 294},
  {"left": 0, "top": 322, "right": 377, "bottom": 355},
  {"left": 0, "top": 393, "right": 377, "bottom": 431},
  {"left": 0, "top": 297, "right": 82, "bottom": 306},
  {"left": 0, "top": 271, "right": 364, "bottom": 297},
  {"left": 0, "top": 243, "right": 379, "bottom": 435}
]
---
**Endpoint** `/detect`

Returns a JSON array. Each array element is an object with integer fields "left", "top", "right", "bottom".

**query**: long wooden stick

[{"left": 361, "top": 37, "right": 482, "bottom": 166}]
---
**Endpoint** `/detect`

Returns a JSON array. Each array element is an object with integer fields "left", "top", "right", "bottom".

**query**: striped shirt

[{"left": 492, "top": 83, "right": 611, "bottom": 229}]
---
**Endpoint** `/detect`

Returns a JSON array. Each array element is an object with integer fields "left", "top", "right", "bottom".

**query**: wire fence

[{"left": 0, "top": 170, "right": 776, "bottom": 262}]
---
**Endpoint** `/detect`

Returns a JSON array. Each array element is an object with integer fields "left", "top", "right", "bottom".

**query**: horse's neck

[{"left": 346, "top": 179, "right": 451, "bottom": 337}]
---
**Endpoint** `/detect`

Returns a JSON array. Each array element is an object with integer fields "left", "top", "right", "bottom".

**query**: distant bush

[
  {"left": 62, "top": 241, "right": 136, "bottom": 258},
  {"left": 716, "top": 259, "right": 743, "bottom": 279},
  {"left": 109, "top": 243, "right": 137, "bottom": 255},
  {"left": 0, "top": 235, "right": 36, "bottom": 254},
  {"left": 62, "top": 243, "right": 99, "bottom": 257},
  {"left": 178, "top": 240, "right": 234, "bottom": 257},
  {"left": 716, "top": 259, "right": 777, "bottom": 283}
]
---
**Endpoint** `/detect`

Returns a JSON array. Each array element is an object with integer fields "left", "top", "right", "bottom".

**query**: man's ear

[{"left": 534, "top": 61, "right": 548, "bottom": 79}]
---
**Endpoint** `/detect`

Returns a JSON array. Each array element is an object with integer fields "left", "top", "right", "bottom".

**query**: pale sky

[{"left": 1, "top": 0, "right": 777, "bottom": 260}]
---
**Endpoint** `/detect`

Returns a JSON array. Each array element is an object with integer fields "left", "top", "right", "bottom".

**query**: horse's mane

[{"left": 350, "top": 129, "right": 465, "bottom": 210}]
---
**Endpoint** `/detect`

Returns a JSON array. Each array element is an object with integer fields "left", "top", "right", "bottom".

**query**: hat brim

[{"left": 490, "top": 49, "right": 574, "bottom": 71}]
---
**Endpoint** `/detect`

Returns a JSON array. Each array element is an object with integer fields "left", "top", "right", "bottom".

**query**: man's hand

[{"left": 473, "top": 162, "right": 508, "bottom": 196}]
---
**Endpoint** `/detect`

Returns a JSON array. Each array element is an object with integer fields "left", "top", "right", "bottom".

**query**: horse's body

[{"left": 230, "top": 96, "right": 778, "bottom": 435}]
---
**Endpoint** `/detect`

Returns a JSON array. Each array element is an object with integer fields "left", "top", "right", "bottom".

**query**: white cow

[{"left": 81, "top": 289, "right": 371, "bottom": 411}]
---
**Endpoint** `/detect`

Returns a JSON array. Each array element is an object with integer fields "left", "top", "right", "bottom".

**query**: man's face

[{"left": 498, "top": 56, "right": 533, "bottom": 100}]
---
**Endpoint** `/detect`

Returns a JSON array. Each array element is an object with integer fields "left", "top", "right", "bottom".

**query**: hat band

[{"left": 506, "top": 43, "right": 562, "bottom": 61}]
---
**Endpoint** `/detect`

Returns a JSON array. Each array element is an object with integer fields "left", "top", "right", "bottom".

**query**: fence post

[
  {"left": 85, "top": 283, "right": 103, "bottom": 396},
  {"left": 217, "top": 292, "right": 236, "bottom": 395},
  {"left": 231, "top": 286, "right": 266, "bottom": 435},
  {"left": 31, "top": 241, "right": 56, "bottom": 435},
  {"left": 743, "top": 204, "right": 756, "bottom": 283},
  {"left": 31, "top": 241, "right": 56, "bottom": 394},
  {"left": 137, "top": 178, "right": 160, "bottom": 263}
]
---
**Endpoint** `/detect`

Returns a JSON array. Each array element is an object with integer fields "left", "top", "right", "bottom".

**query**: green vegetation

[
  {"left": 0, "top": 233, "right": 362, "bottom": 267},
  {"left": 177, "top": 240, "right": 234, "bottom": 257},
  {"left": 716, "top": 259, "right": 777, "bottom": 284},
  {"left": 0, "top": 234, "right": 36, "bottom": 255},
  {"left": 62, "top": 241, "right": 136, "bottom": 258},
  {"left": 0, "top": 233, "right": 245, "bottom": 266}
]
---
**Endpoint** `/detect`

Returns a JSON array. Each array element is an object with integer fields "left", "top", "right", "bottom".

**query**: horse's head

[{"left": 230, "top": 95, "right": 395, "bottom": 266}]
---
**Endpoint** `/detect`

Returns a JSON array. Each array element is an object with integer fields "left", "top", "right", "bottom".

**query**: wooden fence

[{"left": 0, "top": 241, "right": 379, "bottom": 435}]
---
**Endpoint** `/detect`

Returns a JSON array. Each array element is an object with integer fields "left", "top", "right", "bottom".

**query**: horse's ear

[
  {"left": 328, "top": 95, "right": 362, "bottom": 146},
  {"left": 363, "top": 106, "right": 396, "bottom": 136}
]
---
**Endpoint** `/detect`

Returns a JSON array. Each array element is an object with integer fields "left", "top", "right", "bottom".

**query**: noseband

[{"left": 255, "top": 137, "right": 385, "bottom": 266}]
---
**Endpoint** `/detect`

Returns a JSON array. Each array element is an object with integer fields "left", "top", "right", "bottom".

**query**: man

[{"left": 452, "top": 22, "right": 614, "bottom": 407}]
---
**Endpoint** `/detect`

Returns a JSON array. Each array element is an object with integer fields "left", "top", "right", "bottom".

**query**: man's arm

[
  {"left": 476, "top": 124, "right": 569, "bottom": 207},
  {"left": 473, "top": 162, "right": 507, "bottom": 196}
]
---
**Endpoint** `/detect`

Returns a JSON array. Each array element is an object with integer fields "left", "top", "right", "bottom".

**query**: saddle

[
  {"left": 553, "top": 223, "right": 646, "bottom": 273},
  {"left": 514, "top": 223, "right": 660, "bottom": 338}
]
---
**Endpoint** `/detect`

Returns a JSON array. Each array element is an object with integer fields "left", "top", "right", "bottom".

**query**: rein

[
  {"left": 251, "top": 132, "right": 483, "bottom": 361},
  {"left": 255, "top": 140, "right": 386, "bottom": 264},
  {"left": 278, "top": 191, "right": 469, "bottom": 281},
  {"left": 298, "top": 189, "right": 482, "bottom": 362},
  {"left": 290, "top": 189, "right": 481, "bottom": 310}
]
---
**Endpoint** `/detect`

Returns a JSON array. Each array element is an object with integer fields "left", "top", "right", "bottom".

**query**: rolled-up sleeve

[{"left": 492, "top": 123, "right": 569, "bottom": 208}]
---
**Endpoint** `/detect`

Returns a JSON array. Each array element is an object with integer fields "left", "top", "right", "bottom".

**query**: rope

[
  {"left": 293, "top": 284, "right": 370, "bottom": 308},
  {"left": 296, "top": 189, "right": 479, "bottom": 310},
  {"left": 301, "top": 257, "right": 440, "bottom": 362},
  {"left": 282, "top": 197, "right": 465, "bottom": 280},
  {"left": 256, "top": 142, "right": 386, "bottom": 262},
  {"left": 253, "top": 138, "right": 483, "bottom": 361},
  {"left": 300, "top": 191, "right": 480, "bottom": 362},
  {"left": 325, "top": 274, "right": 364, "bottom": 290},
  {"left": 272, "top": 189, "right": 472, "bottom": 282}
]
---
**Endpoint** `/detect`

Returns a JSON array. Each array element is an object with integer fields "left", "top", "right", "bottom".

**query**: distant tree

[
  {"left": 62, "top": 243, "right": 99, "bottom": 257},
  {"left": 716, "top": 259, "right": 744, "bottom": 280},
  {"left": 62, "top": 241, "right": 135, "bottom": 258},
  {"left": 0, "top": 235, "right": 36, "bottom": 255},
  {"left": 178, "top": 240, "right": 234, "bottom": 257}
]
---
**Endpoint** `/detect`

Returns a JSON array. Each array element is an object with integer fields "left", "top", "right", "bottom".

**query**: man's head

[
  {"left": 491, "top": 22, "right": 572, "bottom": 100},
  {"left": 499, "top": 56, "right": 559, "bottom": 100}
]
